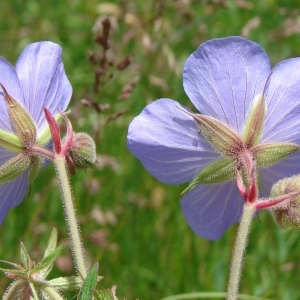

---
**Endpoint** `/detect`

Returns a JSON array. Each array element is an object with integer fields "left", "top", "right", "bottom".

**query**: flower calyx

[
  {"left": 0, "top": 85, "right": 56, "bottom": 184},
  {"left": 177, "top": 94, "right": 300, "bottom": 200},
  {"left": 44, "top": 108, "right": 96, "bottom": 174}
]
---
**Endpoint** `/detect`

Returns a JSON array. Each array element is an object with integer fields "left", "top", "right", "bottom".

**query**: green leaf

[
  {"left": 78, "top": 263, "right": 99, "bottom": 300},
  {"left": 48, "top": 275, "right": 83, "bottom": 292},
  {"left": 3, "top": 280, "right": 27, "bottom": 300},
  {"left": 33, "top": 245, "right": 63, "bottom": 276},
  {"left": 0, "top": 259, "right": 22, "bottom": 268},
  {"left": 41, "top": 286, "right": 66, "bottom": 300},
  {"left": 0, "top": 267, "right": 27, "bottom": 277},
  {"left": 20, "top": 241, "right": 31, "bottom": 270},
  {"left": 181, "top": 157, "right": 236, "bottom": 195},
  {"left": 39, "top": 226, "right": 59, "bottom": 278},
  {"left": 43, "top": 226, "right": 58, "bottom": 259}
]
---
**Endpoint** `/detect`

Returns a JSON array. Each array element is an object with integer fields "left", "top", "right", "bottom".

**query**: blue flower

[
  {"left": 127, "top": 36, "right": 300, "bottom": 240},
  {"left": 0, "top": 42, "right": 71, "bottom": 223}
]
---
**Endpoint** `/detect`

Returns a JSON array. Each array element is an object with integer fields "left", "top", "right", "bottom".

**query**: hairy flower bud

[
  {"left": 68, "top": 133, "right": 96, "bottom": 169},
  {"left": 269, "top": 175, "right": 300, "bottom": 228}
]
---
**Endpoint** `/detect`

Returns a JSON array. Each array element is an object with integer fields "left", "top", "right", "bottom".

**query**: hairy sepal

[
  {"left": 0, "top": 129, "right": 23, "bottom": 153},
  {"left": 242, "top": 94, "right": 266, "bottom": 148},
  {"left": 181, "top": 157, "right": 236, "bottom": 195},
  {"left": 1, "top": 84, "right": 36, "bottom": 147},
  {"left": 28, "top": 156, "right": 44, "bottom": 184},
  {"left": 192, "top": 114, "right": 244, "bottom": 157},
  {"left": 0, "top": 153, "right": 31, "bottom": 184},
  {"left": 252, "top": 143, "right": 299, "bottom": 167}
]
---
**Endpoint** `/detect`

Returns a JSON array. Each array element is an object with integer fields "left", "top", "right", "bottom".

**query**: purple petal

[
  {"left": 183, "top": 36, "right": 271, "bottom": 134},
  {"left": 262, "top": 58, "right": 300, "bottom": 144},
  {"left": 0, "top": 172, "right": 28, "bottom": 224},
  {"left": 0, "top": 58, "right": 23, "bottom": 132},
  {"left": 16, "top": 42, "right": 72, "bottom": 131},
  {"left": 0, "top": 147, "right": 16, "bottom": 165},
  {"left": 259, "top": 152, "right": 300, "bottom": 197},
  {"left": 127, "top": 99, "right": 220, "bottom": 184},
  {"left": 180, "top": 180, "right": 243, "bottom": 240}
]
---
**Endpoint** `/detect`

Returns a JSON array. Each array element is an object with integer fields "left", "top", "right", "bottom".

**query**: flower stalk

[
  {"left": 54, "top": 154, "right": 87, "bottom": 278},
  {"left": 44, "top": 107, "right": 89, "bottom": 279},
  {"left": 227, "top": 203, "right": 255, "bottom": 300}
]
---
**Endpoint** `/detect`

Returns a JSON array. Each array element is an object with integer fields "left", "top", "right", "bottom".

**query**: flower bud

[
  {"left": 269, "top": 175, "right": 300, "bottom": 228},
  {"left": 68, "top": 132, "right": 96, "bottom": 169}
]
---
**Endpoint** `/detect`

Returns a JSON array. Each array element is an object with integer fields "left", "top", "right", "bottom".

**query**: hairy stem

[
  {"left": 54, "top": 154, "right": 87, "bottom": 278},
  {"left": 227, "top": 203, "right": 255, "bottom": 300}
]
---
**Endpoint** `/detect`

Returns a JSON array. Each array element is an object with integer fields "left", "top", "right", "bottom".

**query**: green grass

[{"left": 1, "top": 0, "right": 300, "bottom": 299}]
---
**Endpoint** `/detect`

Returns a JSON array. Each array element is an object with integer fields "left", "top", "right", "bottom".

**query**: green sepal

[
  {"left": 242, "top": 94, "right": 266, "bottom": 148},
  {"left": 28, "top": 156, "right": 44, "bottom": 183},
  {"left": 78, "top": 263, "right": 99, "bottom": 300},
  {"left": 252, "top": 142, "right": 299, "bottom": 167},
  {"left": 181, "top": 157, "right": 236, "bottom": 195},
  {"left": 1, "top": 84, "right": 36, "bottom": 147},
  {"left": 0, "top": 153, "right": 31, "bottom": 184},
  {"left": 191, "top": 114, "right": 244, "bottom": 157},
  {"left": 0, "top": 129, "right": 23, "bottom": 153}
]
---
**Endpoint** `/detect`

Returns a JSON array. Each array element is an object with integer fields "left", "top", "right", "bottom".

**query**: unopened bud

[
  {"left": 269, "top": 175, "right": 300, "bottom": 228},
  {"left": 68, "top": 133, "right": 96, "bottom": 169}
]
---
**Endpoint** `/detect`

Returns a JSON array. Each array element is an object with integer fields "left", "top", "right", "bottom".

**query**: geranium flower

[
  {"left": 0, "top": 42, "right": 71, "bottom": 223},
  {"left": 127, "top": 36, "right": 300, "bottom": 240}
]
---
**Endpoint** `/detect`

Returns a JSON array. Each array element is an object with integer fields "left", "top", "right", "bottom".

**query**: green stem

[
  {"left": 227, "top": 203, "right": 256, "bottom": 300},
  {"left": 54, "top": 154, "right": 87, "bottom": 278}
]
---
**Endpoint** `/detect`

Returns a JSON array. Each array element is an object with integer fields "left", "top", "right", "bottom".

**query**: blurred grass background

[{"left": 0, "top": 0, "right": 300, "bottom": 299}]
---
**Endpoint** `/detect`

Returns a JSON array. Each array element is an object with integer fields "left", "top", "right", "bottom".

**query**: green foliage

[{"left": 1, "top": 0, "right": 300, "bottom": 299}]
